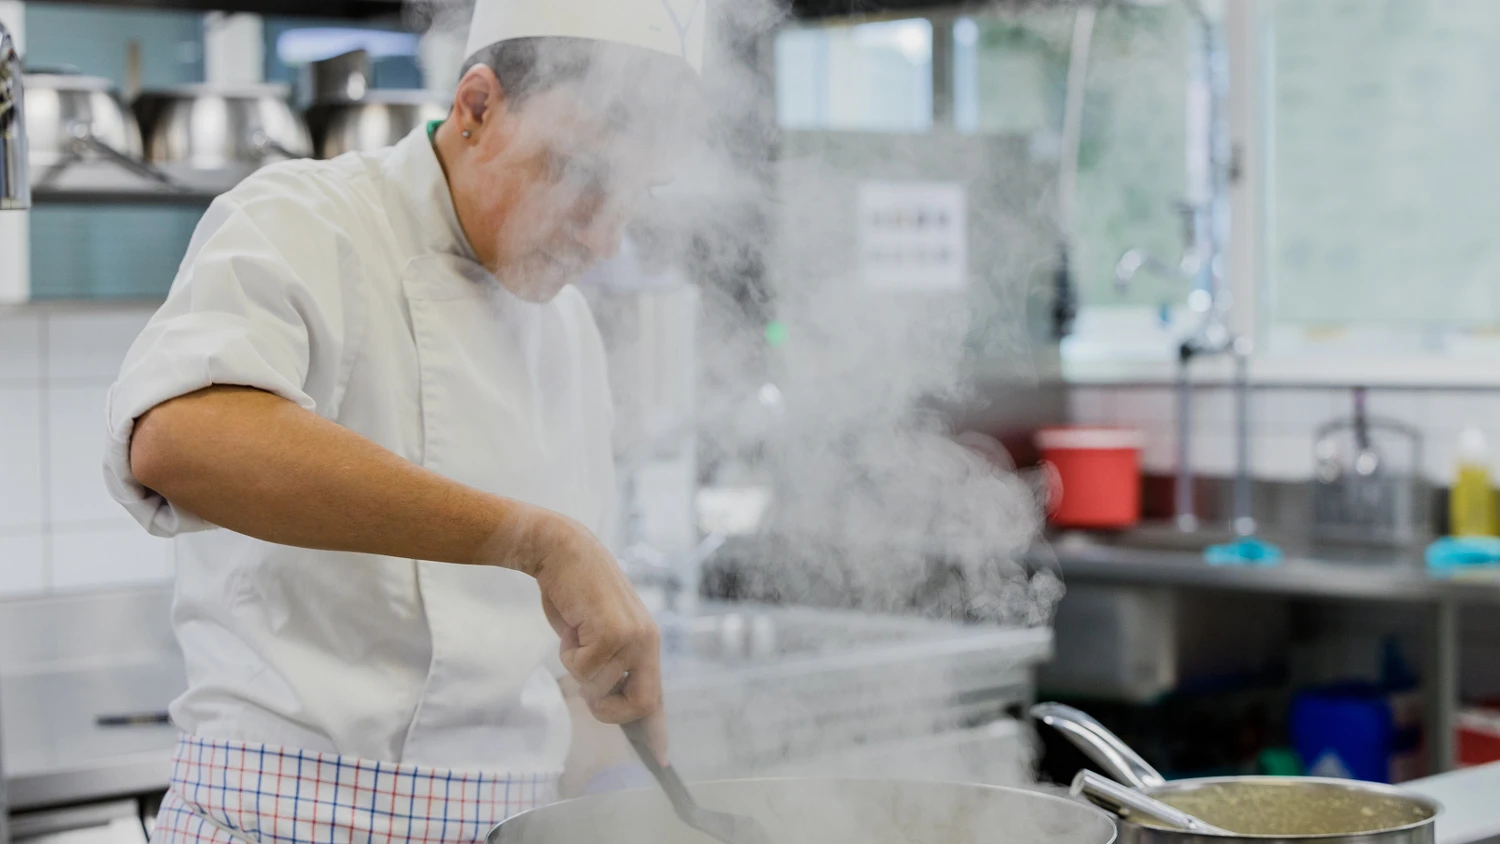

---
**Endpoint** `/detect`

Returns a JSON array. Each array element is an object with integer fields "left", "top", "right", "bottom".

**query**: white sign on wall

[{"left": 856, "top": 181, "right": 968, "bottom": 291}]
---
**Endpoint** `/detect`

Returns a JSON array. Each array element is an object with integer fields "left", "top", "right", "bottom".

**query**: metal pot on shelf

[
  {"left": 1033, "top": 703, "right": 1441, "bottom": 844},
  {"left": 308, "top": 89, "right": 448, "bottom": 159},
  {"left": 303, "top": 50, "right": 448, "bottom": 159},
  {"left": 134, "top": 83, "right": 312, "bottom": 169},
  {"left": 24, "top": 72, "right": 175, "bottom": 188}
]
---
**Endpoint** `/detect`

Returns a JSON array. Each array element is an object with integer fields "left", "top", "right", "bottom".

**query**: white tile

[
  {"left": 1253, "top": 433, "right": 1317, "bottom": 482},
  {"left": 1365, "top": 390, "right": 1426, "bottom": 429},
  {"left": 1424, "top": 435, "right": 1456, "bottom": 486},
  {"left": 45, "top": 309, "right": 154, "bottom": 381},
  {"left": 1067, "top": 388, "right": 1115, "bottom": 425},
  {"left": 1190, "top": 433, "right": 1237, "bottom": 477},
  {"left": 52, "top": 521, "right": 173, "bottom": 592},
  {"left": 0, "top": 312, "right": 42, "bottom": 382},
  {"left": 1115, "top": 387, "right": 1177, "bottom": 426},
  {"left": 1141, "top": 430, "right": 1177, "bottom": 474},
  {"left": 0, "top": 532, "right": 47, "bottom": 596},
  {"left": 1259, "top": 389, "right": 1339, "bottom": 434},
  {"left": 1193, "top": 388, "right": 1236, "bottom": 434},
  {"left": 0, "top": 386, "right": 44, "bottom": 530},
  {"left": 1426, "top": 392, "right": 1491, "bottom": 434},
  {"left": 47, "top": 384, "right": 119, "bottom": 525}
]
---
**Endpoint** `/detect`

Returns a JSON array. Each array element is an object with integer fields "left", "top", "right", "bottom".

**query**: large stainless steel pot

[
  {"left": 23, "top": 73, "right": 174, "bottom": 187},
  {"left": 488, "top": 778, "right": 1119, "bottom": 844},
  {"left": 307, "top": 90, "right": 449, "bottom": 159},
  {"left": 134, "top": 84, "right": 311, "bottom": 169},
  {"left": 1033, "top": 704, "right": 1441, "bottom": 844}
]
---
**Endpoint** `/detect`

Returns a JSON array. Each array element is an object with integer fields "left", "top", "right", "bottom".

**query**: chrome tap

[
  {"left": 1116, "top": 0, "right": 1253, "bottom": 537},
  {"left": 0, "top": 17, "right": 27, "bottom": 210},
  {"left": 0, "top": 21, "right": 20, "bottom": 843}
]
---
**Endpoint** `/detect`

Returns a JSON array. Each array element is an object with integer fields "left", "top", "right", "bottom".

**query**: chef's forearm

[{"left": 129, "top": 385, "right": 557, "bottom": 573}]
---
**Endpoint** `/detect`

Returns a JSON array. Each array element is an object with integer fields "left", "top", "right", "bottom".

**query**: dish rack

[{"left": 1311, "top": 390, "right": 1429, "bottom": 548}]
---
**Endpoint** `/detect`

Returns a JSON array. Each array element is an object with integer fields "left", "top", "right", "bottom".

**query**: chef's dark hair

[{"left": 461, "top": 36, "right": 698, "bottom": 115}]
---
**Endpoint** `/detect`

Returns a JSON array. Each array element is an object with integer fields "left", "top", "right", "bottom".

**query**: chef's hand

[{"left": 526, "top": 512, "right": 668, "bottom": 763}]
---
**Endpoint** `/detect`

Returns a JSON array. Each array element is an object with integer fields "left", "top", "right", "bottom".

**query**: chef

[{"left": 102, "top": 1, "right": 707, "bottom": 842}]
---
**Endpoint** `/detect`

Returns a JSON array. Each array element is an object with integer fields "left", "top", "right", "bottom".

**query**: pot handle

[
  {"left": 70, "top": 123, "right": 183, "bottom": 190},
  {"left": 1030, "top": 702, "right": 1168, "bottom": 790},
  {"left": 1071, "top": 771, "right": 1231, "bottom": 836}
]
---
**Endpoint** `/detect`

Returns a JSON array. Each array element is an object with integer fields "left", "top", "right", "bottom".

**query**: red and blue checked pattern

[{"left": 152, "top": 735, "right": 559, "bottom": 844}]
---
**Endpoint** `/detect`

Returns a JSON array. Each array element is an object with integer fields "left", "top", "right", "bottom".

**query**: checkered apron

[{"left": 152, "top": 735, "right": 560, "bottom": 844}]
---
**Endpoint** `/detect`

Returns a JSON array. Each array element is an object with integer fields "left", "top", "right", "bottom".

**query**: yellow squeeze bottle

[{"left": 1451, "top": 426, "right": 1497, "bottom": 537}]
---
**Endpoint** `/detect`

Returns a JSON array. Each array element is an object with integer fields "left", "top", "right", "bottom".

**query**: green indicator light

[{"left": 765, "top": 320, "right": 789, "bottom": 348}]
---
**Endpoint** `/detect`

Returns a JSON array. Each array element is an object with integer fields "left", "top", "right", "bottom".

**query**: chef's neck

[{"left": 431, "top": 119, "right": 503, "bottom": 271}]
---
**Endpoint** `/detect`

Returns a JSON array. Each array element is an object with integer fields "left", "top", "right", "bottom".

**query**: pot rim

[
  {"left": 1137, "top": 775, "right": 1443, "bottom": 839},
  {"left": 486, "top": 777, "right": 1120, "bottom": 843},
  {"left": 25, "top": 74, "right": 118, "bottom": 92}
]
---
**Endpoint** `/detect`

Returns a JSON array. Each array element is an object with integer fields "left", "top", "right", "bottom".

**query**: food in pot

[{"left": 1148, "top": 782, "right": 1436, "bottom": 835}]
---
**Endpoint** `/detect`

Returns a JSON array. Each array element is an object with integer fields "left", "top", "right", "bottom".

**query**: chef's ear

[{"left": 453, "top": 64, "right": 509, "bottom": 131}]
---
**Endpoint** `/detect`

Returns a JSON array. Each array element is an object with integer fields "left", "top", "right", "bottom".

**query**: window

[
  {"left": 775, "top": 18, "right": 933, "bottom": 133},
  {"left": 952, "top": 5, "right": 1194, "bottom": 336},
  {"left": 1262, "top": 0, "right": 1500, "bottom": 360}
]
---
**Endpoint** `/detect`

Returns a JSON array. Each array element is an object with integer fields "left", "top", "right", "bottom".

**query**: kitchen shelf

[
  {"left": 22, "top": 0, "right": 975, "bottom": 22},
  {"left": 21, "top": 0, "right": 408, "bottom": 21},
  {"left": 30, "top": 161, "right": 250, "bottom": 206}
]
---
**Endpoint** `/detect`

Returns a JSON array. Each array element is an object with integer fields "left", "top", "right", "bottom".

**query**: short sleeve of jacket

[{"left": 104, "top": 180, "right": 367, "bottom": 537}]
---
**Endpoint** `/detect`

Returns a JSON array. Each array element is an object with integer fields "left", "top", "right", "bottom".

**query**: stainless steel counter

[
  {"left": 1045, "top": 533, "right": 1500, "bottom": 604},
  {"left": 1041, "top": 532, "right": 1500, "bottom": 774},
  {"left": 1408, "top": 762, "right": 1500, "bottom": 844},
  {"left": 3, "top": 591, "right": 1050, "bottom": 811}
]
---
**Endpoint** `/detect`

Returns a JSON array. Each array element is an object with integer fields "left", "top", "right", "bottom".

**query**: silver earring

[{"left": 461, "top": 130, "right": 472, "bottom": 139}]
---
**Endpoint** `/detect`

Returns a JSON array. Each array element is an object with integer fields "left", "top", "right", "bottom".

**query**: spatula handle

[{"left": 623, "top": 720, "right": 696, "bottom": 820}]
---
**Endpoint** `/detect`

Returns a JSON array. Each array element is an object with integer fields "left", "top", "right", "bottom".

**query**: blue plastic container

[{"left": 1290, "top": 683, "right": 1424, "bottom": 783}]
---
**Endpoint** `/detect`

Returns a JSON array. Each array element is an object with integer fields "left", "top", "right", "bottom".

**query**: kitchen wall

[
  {"left": 0, "top": 306, "right": 172, "bottom": 598},
  {"left": 1069, "top": 384, "right": 1500, "bottom": 486}
]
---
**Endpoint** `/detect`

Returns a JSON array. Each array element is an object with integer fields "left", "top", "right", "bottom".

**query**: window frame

[{"left": 1064, "top": 0, "right": 1500, "bottom": 388}]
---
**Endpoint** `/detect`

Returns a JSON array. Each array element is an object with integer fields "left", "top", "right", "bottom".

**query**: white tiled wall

[
  {"left": 1068, "top": 384, "right": 1500, "bottom": 484},
  {"left": 0, "top": 306, "right": 171, "bottom": 598}
]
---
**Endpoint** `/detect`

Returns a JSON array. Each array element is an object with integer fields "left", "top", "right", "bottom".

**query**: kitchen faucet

[
  {"left": 0, "top": 18, "right": 24, "bottom": 844},
  {"left": 1, "top": 18, "right": 27, "bottom": 211},
  {"left": 1115, "top": 0, "right": 1254, "bottom": 537}
]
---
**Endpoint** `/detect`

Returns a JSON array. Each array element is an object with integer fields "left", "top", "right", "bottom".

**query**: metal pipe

[
  {"left": 0, "top": 18, "right": 21, "bottom": 842},
  {"left": 0, "top": 17, "right": 28, "bottom": 210},
  {"left": 1233, "top": 337, "right": 1255, "bottom": 537},
  {"left": 1174, "top": 348, "right": 1197, "bottom": 532}
]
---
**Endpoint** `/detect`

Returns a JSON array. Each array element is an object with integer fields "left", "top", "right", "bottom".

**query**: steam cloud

[{"left": 406, "top": 0, "right": 1067, "bottom": 628}]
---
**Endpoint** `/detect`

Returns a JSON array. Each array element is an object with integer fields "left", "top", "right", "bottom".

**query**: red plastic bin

[{"left": 1036, "top": 427, "right": 1144, "bottom": 529}]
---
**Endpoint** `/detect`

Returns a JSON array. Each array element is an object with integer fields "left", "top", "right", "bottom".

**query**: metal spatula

[{"left": 622, "top": 720, "right": 771, "bottom": 844}]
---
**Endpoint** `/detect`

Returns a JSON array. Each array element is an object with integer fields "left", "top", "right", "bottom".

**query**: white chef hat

[{"left": 464, "top": 0, "right": 707, "bottom": 75}]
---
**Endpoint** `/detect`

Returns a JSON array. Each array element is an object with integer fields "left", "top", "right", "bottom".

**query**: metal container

[
  {"left": 0, "top": 19, "right": 28, "bottom": 209},
  {"left": 134, "top": 84, "right": 311, "bottom": 169},
  {"left": 309, "top": 49, "right": 372, "bottom": 105},
  {"left": 488, "top": 778, "right": 1118, "bottom": 844},
  {"left": 1312, "top": 389, "right": 1428, "bottom": 548},
  {"left": 307, "top": 90, "right": 448, "bottom": 159},
  {"left": 24, "top": 73, "right": 144, "bottom": 169},
  {"left": 1034, "top": 704, "right": 1441, "bottom": 844}
]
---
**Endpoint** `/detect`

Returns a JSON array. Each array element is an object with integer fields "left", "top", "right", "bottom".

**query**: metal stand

[{"left": 1432, "top": 600, "right": 1459, "bottom": 774}]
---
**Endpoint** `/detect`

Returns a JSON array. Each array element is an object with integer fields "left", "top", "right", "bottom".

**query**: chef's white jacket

[{"left": 103, "top": 127, "right": 616, "bottom": 775}]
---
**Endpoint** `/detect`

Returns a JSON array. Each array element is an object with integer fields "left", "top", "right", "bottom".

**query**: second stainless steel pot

[
  {"left": 307, "top": 90, "right": 449, "bottom": 159},
  {"left": 25, "top": 73, "right": 142, "bottom": 168},
  {"left": 488, "top": 777, "right": 1119, "bottom": 844},
  {"left": 1033, "top": 703, "right": 1441, "bottom": 844},
  {"left": 134, "top": 84, "right": 312, "bottom": 169}
]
